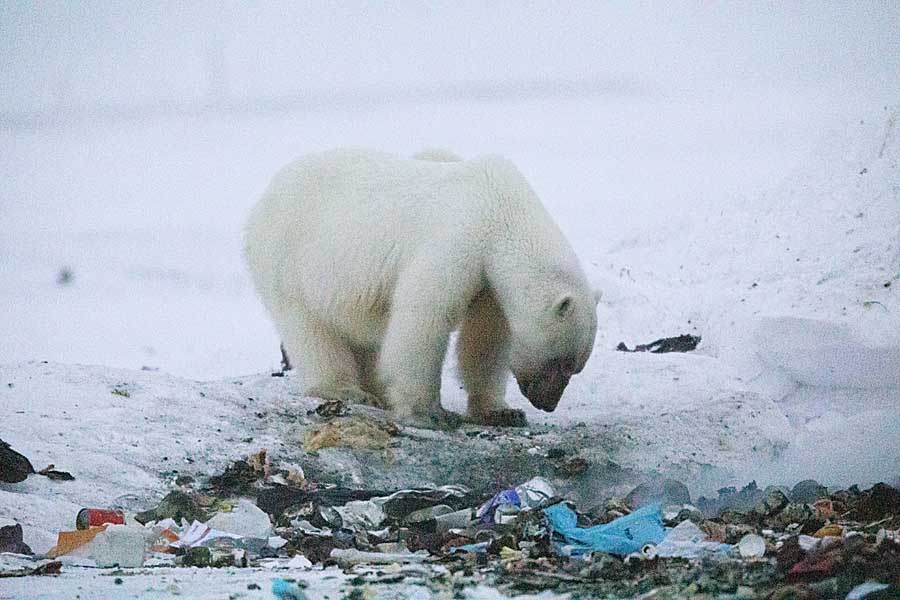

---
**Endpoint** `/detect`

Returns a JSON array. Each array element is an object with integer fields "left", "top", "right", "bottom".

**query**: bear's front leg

[
  {"left": 457, "top": 289, "right": 527, "bottom": 428},
  {"left": 377, "top": 269, "right": 469, "bottom": 430}
]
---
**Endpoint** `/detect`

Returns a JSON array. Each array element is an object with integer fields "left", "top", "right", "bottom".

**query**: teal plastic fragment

[
  {"left": 272, "top": 578, "right": 307, "bottom": 600},
  {"left": 543, "top": 502, "right": 665, "bottom": 556}
]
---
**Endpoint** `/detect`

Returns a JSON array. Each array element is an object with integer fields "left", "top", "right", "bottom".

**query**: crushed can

[{"left": 76, "top": 508, "right": 125, "bottom": 530}]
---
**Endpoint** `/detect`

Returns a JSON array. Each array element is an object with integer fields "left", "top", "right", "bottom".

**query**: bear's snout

[{"left": 516, "top": 363, "right": 571, "bottom": 412}]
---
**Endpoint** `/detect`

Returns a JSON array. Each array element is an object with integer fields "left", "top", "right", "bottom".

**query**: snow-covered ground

[{"left": 2, "top": 4, "right": 899, "bottom": 597}]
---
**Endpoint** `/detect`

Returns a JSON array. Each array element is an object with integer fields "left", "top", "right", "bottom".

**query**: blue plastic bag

[{"left": 544, "top": 503, "right": 665, "bottom": 557}]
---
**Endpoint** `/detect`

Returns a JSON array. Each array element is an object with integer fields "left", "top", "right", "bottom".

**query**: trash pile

[{"left": 3, "top": 441, "right": 900, "bottom": 598}]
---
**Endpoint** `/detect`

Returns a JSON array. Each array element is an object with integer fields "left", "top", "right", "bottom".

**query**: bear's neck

[{"left": 484, "top": 227, "right": 581, "bottom": 323}]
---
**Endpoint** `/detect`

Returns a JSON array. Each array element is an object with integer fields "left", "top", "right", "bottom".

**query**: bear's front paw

[{"left": 468, "top": 408, "right": 528, "bottom": 428}]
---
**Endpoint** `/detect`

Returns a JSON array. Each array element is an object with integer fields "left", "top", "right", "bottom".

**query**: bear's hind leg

[
  {"left": 457, "top": 290, "right": 526, "bottom": 427},
  {"left": 276, "top": 306, "right": 385, "bottom": 409}
]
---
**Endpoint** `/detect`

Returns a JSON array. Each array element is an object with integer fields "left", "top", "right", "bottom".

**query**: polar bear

[{"left": 244, "top": 149, "right": 598, "bottom": 428}]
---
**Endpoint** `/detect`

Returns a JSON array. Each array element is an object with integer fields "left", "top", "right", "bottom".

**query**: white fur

[{"left": 244, "top": 149, "right": 597, "bottom": 428}]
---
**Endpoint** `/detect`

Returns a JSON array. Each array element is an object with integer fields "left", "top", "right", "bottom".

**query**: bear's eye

[{"left": 555, "top": 295, "right": 572, "bottom": 319}]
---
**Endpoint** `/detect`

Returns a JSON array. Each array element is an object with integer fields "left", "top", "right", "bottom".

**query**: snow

[{"left": 2, "top": 3, "right": 899, "bottom": 597}]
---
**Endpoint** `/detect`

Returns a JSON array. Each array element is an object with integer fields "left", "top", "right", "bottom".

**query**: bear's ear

[
  {"left": 554, "top": 294, "right": 573, "bottom": 319},
  {"left": 593, "top": 289, "right": 603, "bottom": 305}
]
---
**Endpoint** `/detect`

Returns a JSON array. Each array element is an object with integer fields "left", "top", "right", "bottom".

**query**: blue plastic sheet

[{"left": 544, "top": 503, "right": 666, "bottom": 557}]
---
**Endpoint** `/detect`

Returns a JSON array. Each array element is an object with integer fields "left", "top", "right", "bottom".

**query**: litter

[
  {"left": 654, "top": 520, "right": 732, "bottom": 558},
  {"left": 736, "top": 533, "right": 766, "bottom": 558},
  {"left": 331, "top": 499, "right": 386, "bottom": 529},
  {"left": 272, "top": 578, "right": 308, "bottom": 599},
  {"left": 477, "top": 477, "right": 554, "bottom": 523},
  {"left": 76, "top": 508, "right": 125, "bottom": 530},
  {"left": 49, "top": 524, "right": 148, "bottom": 568},
  {"left": 544, "top": 503, "right": 666, "bottom": 557},
  {"left": 329, "top": 548, "right": 428, "bottom": 566},
  {"left": 285, "top": 554, "right": 312, "bottom": 569},
  {"left": 846, "top": 581, "right": 890, "bottom": 600},
  {"left": 616, "top": 334, "right": 701, "bottom": 353},
  {"left": 204, "top": 498, "right": 273, "bottom": 539}
]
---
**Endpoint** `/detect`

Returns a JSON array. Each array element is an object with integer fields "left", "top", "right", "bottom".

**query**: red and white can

[{"left": 76, "top": 508, "right": 125, "bottom": 530}]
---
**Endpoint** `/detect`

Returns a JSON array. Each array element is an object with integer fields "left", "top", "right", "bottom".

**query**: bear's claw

[{"left": 468, "top": 408, "right": 528, "bottom": 428}]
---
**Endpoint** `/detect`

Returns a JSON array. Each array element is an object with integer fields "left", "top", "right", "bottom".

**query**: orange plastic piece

[{"left": 47, "top": 525, "right": 107, "bottom": 557}]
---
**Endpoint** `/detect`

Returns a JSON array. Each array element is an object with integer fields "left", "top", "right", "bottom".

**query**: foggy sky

[{"left": 2, "top": 1, "right": 898, "bottom": 114}]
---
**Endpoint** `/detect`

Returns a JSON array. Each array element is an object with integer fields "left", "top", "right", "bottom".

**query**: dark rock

[
  {"left": 257, "top": 485, "right": 388, "bottom": 519},
  {"left": 721, "top": 509, "right": 750, "bottom": 525},
  {"left": 312, "top": 399, "right": 351, "bottom": 419},
  {"left": 135, "top": 491, "right": 206, "bottom": 525},
  {"left": 674, "top": 505, "right": 704, "bottom": 524},
  {"left": 790, "top": 480, "right": 828, "bottom": 504},
  {"left": 181, "top": 546, "right": 211, "bottom": 567},
  {"left": 851, "top": 483, "right": 900, "bottom": 521},
  {"left": 37, "top": 465, "right": 74, "bottom": 481},
  {"left": 0, "top": 440, "right": 35, "bottom": 483},
  {"left": 769, "top": 503, "right": 813, "bottom": 530},
  {"left": 698, "top": 481, "right": 763, "bottom": 517},
  {"left": 0, "top": 522, "right": 32, "bottom": 555},
  {"left": 206, "top": 460, "right": 260, "bottom": 495},
  {"left": 625, "top": 478, "right": 691, "bottom": 509},
  {"left": 776, "top": 536, "right": 805, "bottom": 572},
  {"left": 756, "top": 488, "right": 789, "bottom": 517}
]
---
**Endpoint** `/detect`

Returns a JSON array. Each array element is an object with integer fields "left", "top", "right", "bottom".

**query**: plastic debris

[
  {"left": 285, "top": 554, "right": 312, "bottom": 569},
  {"left": 846, "top": 581, "right": 890, "bottom": 600},
  {"left": 169, "top": 520, "right": 243, "bottom": 549},
  {"left": 330, "top": 548, "right": 428, "bottom": 566},
  {"left": 272, "top": 578, "right": 308, "bottom": 599},
  {"left": 477, "top": 477, "right": 555, "bottom": 523},
  {"left": 736, "top": 533, "right": 766, "bottom": 558},
  {"left": 544, "top": 503, "right": 666, "bottom": 556},
  {"left": 654, "top": 520, "right": 731, "bottom": 558},
  {"left": 49, "top": 524, "right": 148, "bottom": 568},
  {"left": 332, "top": 499, "right": 386, "bottom": 529},
  {"left": 616, "top": 334, "right": 700, "bottom": 353},
  {"left": 205, "top": 498, "right": 273, "bottom": 539}
]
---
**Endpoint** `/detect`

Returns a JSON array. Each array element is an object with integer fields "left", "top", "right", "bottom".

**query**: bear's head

[{"left": 508, "top": 287, "right": 599, "bottom": 412}]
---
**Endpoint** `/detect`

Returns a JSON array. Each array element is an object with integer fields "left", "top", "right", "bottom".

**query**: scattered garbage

[
  {"left": 616, "top": 334, "right": 701, "bottom": 353},
  {"left": 76, "top": 508, "right": 125, "bottom": 530},
  {"left": 10, "top": 449, "right": 900, "bottom": 598}
]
